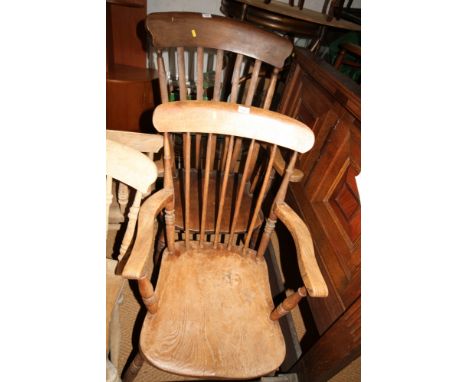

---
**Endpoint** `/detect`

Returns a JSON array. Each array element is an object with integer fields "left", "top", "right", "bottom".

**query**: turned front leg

[{"left": 270, "top": 287, "right": 307, "bottom": 321}]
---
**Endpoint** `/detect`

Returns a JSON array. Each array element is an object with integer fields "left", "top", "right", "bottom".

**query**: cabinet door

[
  {"left": 289, "top": 127, "right": 360, "bottom": 333},
  {"left": 280, "top": 62, "right": 361, "bottom": 334},
  {"left": 106, "top": 80, "right": 155, "bottom": 132}
]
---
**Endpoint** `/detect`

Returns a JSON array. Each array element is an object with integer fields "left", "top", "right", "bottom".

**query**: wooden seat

[
  {"left": 141, "top": 241, "right": 285, "bottom": 378},
  {"left": 146, "top": 12, "right": 303, "bottom": 247},
  {"left": 121, "top": 101, "right": 329, "bottom": 381},
  {"left": 106, "top": 139, "right": 158, "bottom": 380}
]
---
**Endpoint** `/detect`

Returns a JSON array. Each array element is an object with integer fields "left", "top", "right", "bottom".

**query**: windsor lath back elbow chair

[
  {"left": 121, "top": 101, "right": 328, "bottom": 380},
  {"left": 146, "top": 12, "right": 304, "bottom": 245}
]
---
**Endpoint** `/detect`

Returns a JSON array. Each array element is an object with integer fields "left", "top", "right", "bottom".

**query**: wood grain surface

[
  {"left": 140, "top": 242, "right": 286, "bottom": 379},
  {"left": 153, "top": 101, "right": 315, "bottom": 153},
  {"left": 146, "top": 12, "right": 292, "bottom": 68}
]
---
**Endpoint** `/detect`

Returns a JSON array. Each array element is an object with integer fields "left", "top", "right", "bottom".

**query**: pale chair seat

[
  {"left": 173, "top": 170, "right": 263, "bottom": 234},
  {"left": 140, "top": 241, "right": 286, "bottom": 379}
]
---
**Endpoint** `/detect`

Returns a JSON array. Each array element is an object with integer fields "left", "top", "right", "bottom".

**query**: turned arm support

[
  {"left": 121, "top": 188, "right": 173, "bottom": 280},
  {"left": 274, "top": 202, "right": 328, "bottom": 297},
  {"left": 260, "top": 143, "right": 303, "bottom": 182}
]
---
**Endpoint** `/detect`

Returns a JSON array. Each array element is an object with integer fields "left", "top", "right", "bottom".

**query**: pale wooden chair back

[
  {"left": 106, "top": 130, "right": 163, "bottom": 224},
  {"left": 146, "top": 12, "right": 293, "bottom": 172},
  {"left": 154, "top": 101, "right": 313, "bottom": 253},
  {"left": 106, "top": 139, "right": 158, "bottom": 260}
]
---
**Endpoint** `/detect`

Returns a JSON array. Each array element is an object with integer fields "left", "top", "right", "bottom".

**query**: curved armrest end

[
  {"left": 272, "top": 149, "right": 304, "bottom": 182},
  {"left": 106, "top": 130, "right": 164, "bottom": 154},
  {"left": 122, "top": 188, "right": 173, "bottom": 280},
  {"left": 275, "top": 202, "right": 328, "bottom": 298}
]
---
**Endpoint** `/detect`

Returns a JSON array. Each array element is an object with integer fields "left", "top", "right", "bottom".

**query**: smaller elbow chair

[
  {"left": 106, "top": 139, "right": 158, "bottom": 381},
  {"left": 106, "top": 130, "right": 163, "bottom": 233},
  {"left": 121, "top": 101, "right": 328, "bottom": 381}
]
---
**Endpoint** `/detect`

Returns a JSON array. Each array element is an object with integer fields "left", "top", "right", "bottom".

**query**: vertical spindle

[
  {"left": 213, "top": 135, "right": 235, "bottom": 248},
  {"left": 177, "top": 47, "right": 187, "bottom": 101},
  {"left": 199, "top": 133, "right": 214, "bottom": 246},
  {"left": 227, "top": 139, "right": 255, "bottom": 250},
  {"left": 213, "top": 49, "right": 224, "bottom": 102},
  {"left": 243, "top": 145, "right": 277, "bottom": 252},
  {"left": 262, "top": 67, "right": 279, "bottom": 110},
  {"left": 156, "top": 50, "right": 169, "bottom": 103},
  {"left": 184, "top": 131, "right": 191, "bottom": 247}
]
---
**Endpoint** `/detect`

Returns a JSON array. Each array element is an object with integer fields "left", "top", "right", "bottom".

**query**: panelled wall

[{"left": 278, "top": 48, "right": 361, "bottom": 382}]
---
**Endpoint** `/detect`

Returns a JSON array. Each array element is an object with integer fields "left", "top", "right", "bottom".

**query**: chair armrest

[
  {"left": 106, "top": 130, "right": 164, "bottom": 154},
  {"left": 122, "top": 189, "right": 173, "bottom": 280},
  {"left": 274, "top": 202, "right": 328, "bottom": 297}
]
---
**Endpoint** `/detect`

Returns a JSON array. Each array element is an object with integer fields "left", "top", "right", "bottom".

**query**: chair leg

[
  {"left": 109, "top": 293, "right": 123, "bottom": 370},
  {"left": 123, "top": 351, "right": 145, "bottom": 382},
  {"left": 106, "top": 357, "right": 122, "bottom": 382}
]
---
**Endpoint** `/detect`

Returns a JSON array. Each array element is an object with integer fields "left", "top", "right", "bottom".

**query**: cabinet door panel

[{"left": 106, "top": 80, "right": 154, "bottom": 132}]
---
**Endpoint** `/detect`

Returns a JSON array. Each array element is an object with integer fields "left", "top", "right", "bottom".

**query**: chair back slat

[
  {"left": 176, "top": 47, "right": 188, "bottom": 101},
  {"left": 229, "top": 53, "right": 244, "bottom": 104},
  {"left": 262, "top": 67, "right": 280, "bottom": 110},
  {"left": 199, "top": 133, "right": 214, "bottom": 246},
  {"left": 243, "top": 144, "right": 277, "bottom": 250},
  {"left": 245, "top": 59, "right": 262, "bottom": 107},
  {"left": 157, "top": 50, "right": 169, "bottom": 103},
  {"left": 196, "top": 47, "right": 204, "bottom": 100},
  {"left": 194, "top": 47, "right": 204, "bottom": 168},
  {"left": 213, "top": 49, "right": 224, "bottom": 102},
  {"left": 183, "top": 132, "right": 191, "bottom": 246},
  {"left": 227, "top": 139, "right": 256, "bottom": 250},
  {"left": 213, "top": 135, "right": 235, "bottom": 247}
]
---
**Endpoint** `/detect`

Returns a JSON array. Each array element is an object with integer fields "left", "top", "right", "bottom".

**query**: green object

[{"left": 327, "top": 32, "right": 361, "bottom": 83}]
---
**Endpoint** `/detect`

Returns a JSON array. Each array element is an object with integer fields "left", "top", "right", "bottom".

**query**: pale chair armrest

[
  {"left": 274, "top": 202, "right": 328, "bottom": 297},
  {"left": 122, "top": 189, "right": 173, "bottom": 280},
  {"left": 106, "top": 130, "right": 164, "bottom": 154}
]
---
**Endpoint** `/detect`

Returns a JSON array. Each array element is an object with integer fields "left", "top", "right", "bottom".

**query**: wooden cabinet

[
  {"left": 106, "top": 0, "right": 158, "bottom": 132},
  {"left": 278, "top": 48, "right": 361, "bottom": 381}
]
